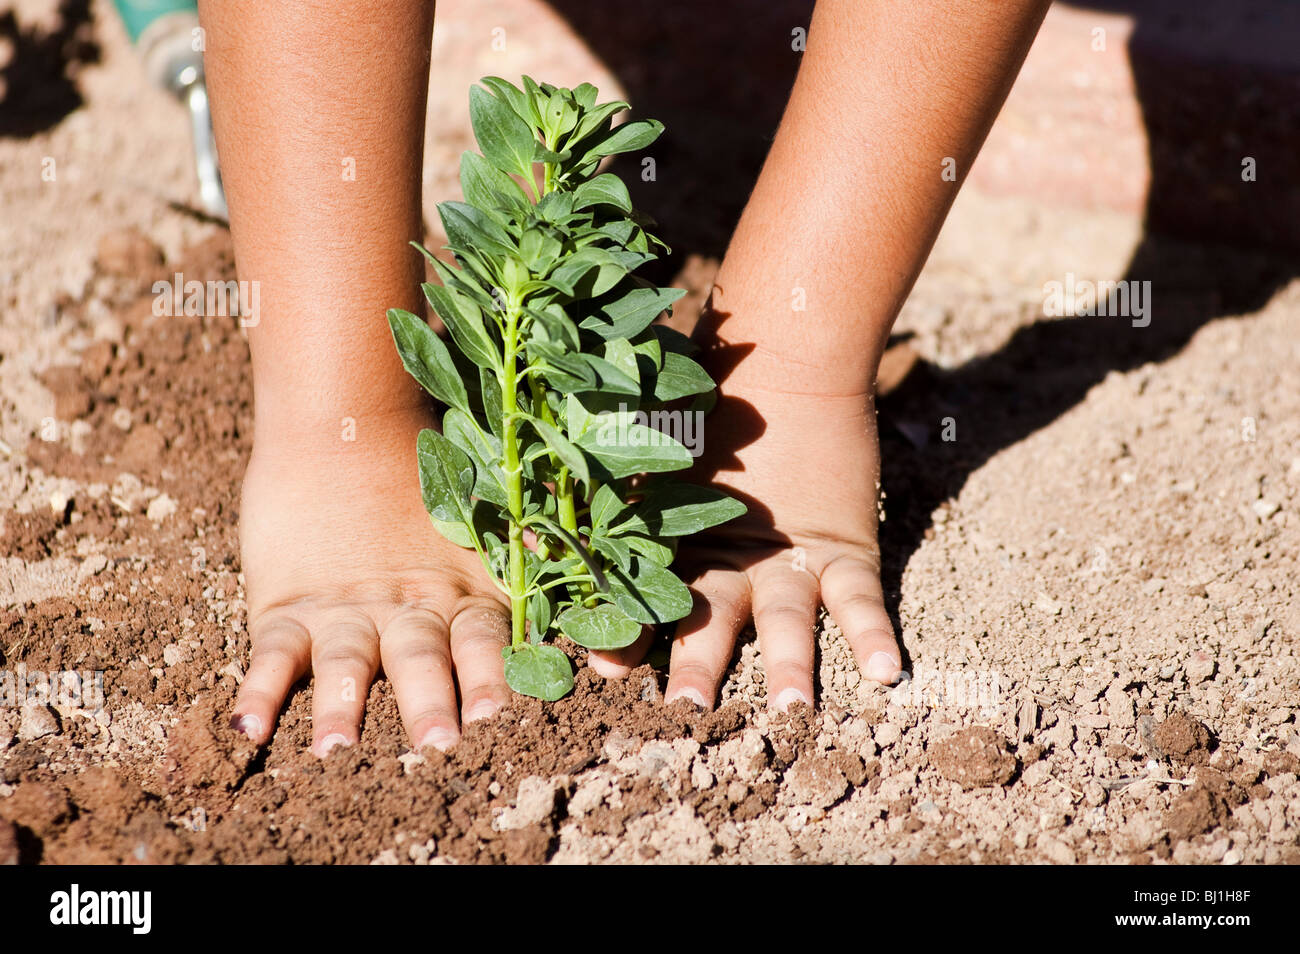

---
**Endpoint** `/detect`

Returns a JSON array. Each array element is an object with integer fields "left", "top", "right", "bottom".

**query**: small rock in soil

[
  {"left": 146, "top": 494, "right": 178, "bottom": 523},
  {"left": 1185, "top": 652, "right": 1216, "bottom": 684},
  {"left": 875, "top": 723, "right": 902, "bottom": 747},
  {"left": 19, "top": 705, "right": 60, "bottom": 742}
]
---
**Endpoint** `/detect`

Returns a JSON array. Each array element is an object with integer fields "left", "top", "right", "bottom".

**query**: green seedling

[{"left": 388, "top": 76, "right": 744, "bottom": 700}]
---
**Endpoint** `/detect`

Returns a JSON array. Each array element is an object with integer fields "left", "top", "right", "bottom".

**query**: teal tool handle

[{"left": 111, "top": 0, "right": 198, "bottom": 45}]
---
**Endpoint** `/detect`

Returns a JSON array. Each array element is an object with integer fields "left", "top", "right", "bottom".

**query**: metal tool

[{"left": 112, "top": 0, "right": 227, "bottom": 218}]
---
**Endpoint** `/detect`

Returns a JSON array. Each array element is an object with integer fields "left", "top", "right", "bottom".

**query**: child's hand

[
  {"left": 232, "top": 406, "right": 511, "bottom": 756},
  {"left": 589, "top": 383, "right": 902, "bottom": 710}
]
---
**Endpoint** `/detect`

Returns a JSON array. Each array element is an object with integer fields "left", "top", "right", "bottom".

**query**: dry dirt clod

[
  {"left": 785, "top": 754, "right": 849, "bottom": 809},
  {"left": 1151, "top": 711, "right": 1213, "bottom": 765},
  {"left": 1164, "top": 785, "right": 1228, "bottom": 842},
  {"left": 930, "top": 726, "right": 1017, "bottom": 790},
  {"left": 494, "top": 776, "right": 560, "bottom": 831}
]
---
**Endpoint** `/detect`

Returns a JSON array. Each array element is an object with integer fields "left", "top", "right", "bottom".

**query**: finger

[
  {"left": 310, "top": 610, "right": 381, "bottom": 756},
  {"left": 232, "top": 614, "right": 312, "bottom": 744},
  {"left": 587, "top": 625, "right": 654, "bottom": 679},
  {"left": 665, "top": 567, "right": 750, "bottom": 709},
  {"left": 448, "top": 598, "right": 512, "bottom": 725},
  {"left": 750, "top": 555, "right": 820, "bottom": 712},
  {"left": 819, "top": 552, "right": 901, "bottom": 684},
  {"left": 379, "top": 607, "right": 460, "bottom": 752}
]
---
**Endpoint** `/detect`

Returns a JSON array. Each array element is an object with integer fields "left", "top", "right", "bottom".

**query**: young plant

[{"left": 388, "top": 76, "right": 744, "bottom": 701}]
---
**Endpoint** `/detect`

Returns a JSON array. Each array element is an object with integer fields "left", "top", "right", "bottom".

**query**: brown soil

[{"left": 4, "top": 0, "right": 1300, "bottom": 865}]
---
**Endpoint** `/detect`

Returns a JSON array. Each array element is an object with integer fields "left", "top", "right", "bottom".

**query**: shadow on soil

[{"left": 0, "top": 0, "right": 99, "bottom": 139}]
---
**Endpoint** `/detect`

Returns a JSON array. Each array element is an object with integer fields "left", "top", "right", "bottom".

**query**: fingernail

[
  {"left": 665, "top": 687, "right": 707, "bottom": 708},
  {"left": 463, "top": 700, "right": 500, "bottom": 724},
  {"left": 867, "top": 651, "right": 902, "bottom": 684},
  {"left": 232, "top": 714, "right": 263, "bottom": 740},
  {"left": 317, "top": 732, "right": 350, "bottom": 757},
  {"left": 772, "top": 687, "right": 811, "bottom": 712},
  {"left": 419, "top": 727, "right": 458, "bottom": 752}
]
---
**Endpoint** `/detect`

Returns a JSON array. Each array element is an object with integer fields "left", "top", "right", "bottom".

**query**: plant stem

[
  {"left": 502, "top": 303, "right": 527, "bottom": 649},
  {"left": 556, "top": 469, "right": 577, "bottom": 534}
]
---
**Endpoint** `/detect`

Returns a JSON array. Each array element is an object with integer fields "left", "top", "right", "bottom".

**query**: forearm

[
  {"left": 707, "top": 0, "right": 1050, "bottom": 396},
  {"left": 198, "top": 0, "right": 435, "bottom": 436}
]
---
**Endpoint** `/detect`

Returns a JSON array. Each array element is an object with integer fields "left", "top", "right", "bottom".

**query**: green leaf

[
  {"left": 579, "top": 119, "right": 664, "bottom": 164},
  {"left": 422, "top": 282, "right": 499, "bottom": 372},
  {"left": 521, "top": 75, "right": 550, "bottom": 129},
  {"left": 388, "top": 309, "right": 469, "bottom": 413},
  {"left": 612, "top": 483, "right": 747, "bottom": 537},
  {"left": 541, "top": 88, "right": 579, "bottom": 141},
  {"left": 528, "top": 588, "right": 554, "bottom": 644},
  {"left": 480, "top": 366, "right": 504, "bottom": 439},
  {"left": 607, "top": 557, "right": 693, "bottom": 625},
  {"left": 533, "top": 347, "right": 599, "bottom": 392},
  {"left": 429, "top": 257, "right": 499, "bottom": 315},
  {"left": 470, "top": 84, "right": 539, "bottom": 179},
  {"left": 438, "top": 200, "right": 515, "bottom": 260},
  {"left": 653, "top": 323, "right": 700, "bottom": 356},
  {"left": 587, "top": 286, "right": 687, "bottom": 339},
  {"left": 624, "top": 533, "right": 674, "bottom": 566},
  {"left": 523, "top": 413, "right": 590, "bottom": 484},
  {"left": 631, "top": 329, "right": 663, "bottom": 372},
  {"left": 567, "top": 100, "right": 628, "bottom": 149},
  {"left": 653, "top": 351, "right": 714, "bottom": 401},
  {"left": 581, "top": 353, "right": 640, "bottom": 395},
  {"left": 590, "top": 531, "right": 632, "bottom": 572},
  {"left": 571, "top": 173, "right": 632, "bottom": 212},
  {"left": 588, "top": 483, "right": 627, "bottom": 528},
  {"left": 572, "top": 83, "right": 598, "bottom": 110},
  {"left": 548, "top": 248, "right": 627, "bottom": 299},
  {"left": 480, "top": 76, "right": 534, "bottom": 128},
  {"left": 519, "top": 227, "right": 563, "bottom": 274},
  {"left": 525, "top": 303, "right": 580, "bottom": 351},
  {"left": 504, "top": 644, "right": 574, "bottom": 700},
  {"left": 558, "top": 604, "right": 641, "bottom": 650},
  {"left": 565, "top": 393, "right": 593, "bottom": 439},
  {"left": 603, "top": 337, "right": 640, "bottom": 387},
  {"left": 576, "top": 414, "right": 694, "bottom": 478},
  {"left": 533, "top": 143, "right": 571, "bottom": 165},
  {"left": 459, "top": 150, "right": 530, "bottom": 218},
  {"left": 417, "top": 429, "right": 476, "bottom": 530},
  {"left": 442, "top": 408, "right": 508, "bottom": 507}
]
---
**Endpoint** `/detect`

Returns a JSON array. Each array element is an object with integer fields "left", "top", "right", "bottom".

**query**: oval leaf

[
  {"left": 470, "top": 84, "right": 539, "bottom": 179},
  {"left": 558, "top": 604, "right": 641, "bottom": 650},
  {"left": 422, "top": 281, "right": 499, "bottom": 372},
  {"left": 388, "top": 309, "right": 469, "bottom": 413},
  {"left": 417, "top": 429, "right": 476, "bottom": 523},
  {"left": 504, "top": 644, "right": 574, "bottom": 700},
  {"left": 607, "top": 558, "right": 693, "bottom": 625}
]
